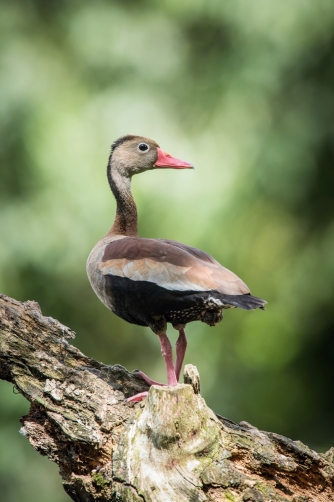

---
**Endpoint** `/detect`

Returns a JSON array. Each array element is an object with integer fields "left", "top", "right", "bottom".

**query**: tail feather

[{"left": 219, "top": 293, "right": 267, "bottom": 311}]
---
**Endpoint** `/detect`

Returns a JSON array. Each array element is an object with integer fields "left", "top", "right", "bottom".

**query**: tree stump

[{"left": 0, "top": 294, "right": 333, "bottom": 501}]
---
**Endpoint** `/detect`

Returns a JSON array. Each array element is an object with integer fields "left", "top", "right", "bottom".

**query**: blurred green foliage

[{"left": 1, "top": 1, "right": 334, "bottom": 500}]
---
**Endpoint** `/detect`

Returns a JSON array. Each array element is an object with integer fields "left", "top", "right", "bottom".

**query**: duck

[{"left": 87, "top": 135, "right": 266, "bottom": 402}]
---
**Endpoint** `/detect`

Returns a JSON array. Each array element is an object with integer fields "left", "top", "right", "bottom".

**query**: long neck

[{"left": 107, "top": 163, "right": 138, "bottom": 237}]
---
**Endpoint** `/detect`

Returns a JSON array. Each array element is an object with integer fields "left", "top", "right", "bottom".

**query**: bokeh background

[{"left": 1, "top": 1, "right": 334, "bottom": 500}]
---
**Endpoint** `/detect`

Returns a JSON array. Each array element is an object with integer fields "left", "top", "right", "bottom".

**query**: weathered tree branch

[{"left": 0, "top": 294, "right": 333, "bottom": 502}]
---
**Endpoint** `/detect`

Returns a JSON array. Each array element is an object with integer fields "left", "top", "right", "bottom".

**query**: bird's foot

[
  {"left": 200, "top": 309, "right": 223, "bottom": 326},
  {"left": 127, "top": 391, "right": 148, "bottom": 403},
  {"left": 128, "top": 371, "right": 166, "bottom": 403},
  {"left": 128, "top": 332, "right": 180, "bottom": 403},
  {"left": 134, "top": 370, "right": 166, "bottom": 387}
]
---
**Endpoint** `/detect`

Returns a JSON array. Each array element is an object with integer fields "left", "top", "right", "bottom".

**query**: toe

[{"left": 127, "top": 391, "right": 149, "bottom": 403}]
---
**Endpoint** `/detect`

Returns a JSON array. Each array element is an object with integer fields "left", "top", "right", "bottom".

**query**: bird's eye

[{"left": 138, "top": 143, "right": 149, "bottom": 152}]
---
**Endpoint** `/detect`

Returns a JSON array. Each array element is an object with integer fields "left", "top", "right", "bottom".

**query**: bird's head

[{"left": 108, "top": 135, "right": 193, "bottom": 178}]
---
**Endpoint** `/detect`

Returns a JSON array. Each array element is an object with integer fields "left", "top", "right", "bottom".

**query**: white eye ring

[{"left": 138, "top": 142, "right": 149, "bottom": 153}]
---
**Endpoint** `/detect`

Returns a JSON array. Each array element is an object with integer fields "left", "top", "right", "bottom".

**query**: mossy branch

[{"left": 0, "top": 293, "right": 333, "bottom": 502}]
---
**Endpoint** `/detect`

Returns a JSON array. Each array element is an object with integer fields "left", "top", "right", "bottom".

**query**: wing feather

[{"left": 99, "top": 238, "right": 249, "bottom": 295}]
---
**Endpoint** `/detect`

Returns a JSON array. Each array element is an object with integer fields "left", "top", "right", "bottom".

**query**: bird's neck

[{"left": 107, "top": 165, "right": 138, "bottom": 237}]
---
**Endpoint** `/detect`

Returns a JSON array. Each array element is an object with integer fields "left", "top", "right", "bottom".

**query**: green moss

[
  {"left": 256, "top": 483, "right": 272, "bottom": 495},
  {"left": 92, "top": 472, "right": 110, "bottom": 488},
  {"left": 234, "top": 436, "right": 254, "bottom": 450},
  {"left": 225, "top": 491, "right": 235, "bottom": 501},
  {"left": 254, "top": 483, "right": 288, "bottom": 501}
]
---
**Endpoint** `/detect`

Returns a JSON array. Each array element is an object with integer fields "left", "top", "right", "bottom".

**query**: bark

[{"left": 0, "top": 294, "right": 333, "bottom": 502}]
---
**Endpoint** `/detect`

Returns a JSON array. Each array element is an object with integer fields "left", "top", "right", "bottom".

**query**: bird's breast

[{"left": 86, "top": 235, "right": 127, "bottom": 312}]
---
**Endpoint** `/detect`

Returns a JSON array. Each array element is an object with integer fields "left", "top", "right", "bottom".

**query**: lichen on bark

[{"left": 0, "top": 294, "right": 333, "bottom": 502}]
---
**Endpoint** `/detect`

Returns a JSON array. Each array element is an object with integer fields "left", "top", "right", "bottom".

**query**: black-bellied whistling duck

[{"left": 87, "top": 135, "right": 266, "bottom": 402}]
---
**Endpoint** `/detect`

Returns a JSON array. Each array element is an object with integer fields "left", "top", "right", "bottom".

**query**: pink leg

[
  {"left": 175, "top": 328, "right": 188, "bottom": 381},
  {"left": 159, "top": 333, "right": 178, "bottom": 386},
  {"left": 135, "top": 370, "right": 166, "bottom": 387},
  {"left": 127, "top": 391, "right": 149, "bottom": 403},
  {"left": 127, "top": 332, "right": 177, "bottom": 403},
  {"left": 128, "top": 372, "right": 164, "bottom": 403}
]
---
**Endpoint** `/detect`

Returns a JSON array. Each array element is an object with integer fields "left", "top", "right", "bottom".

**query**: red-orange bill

[{"left": 154, "top": 148, "right": 194, "bottom": 169}]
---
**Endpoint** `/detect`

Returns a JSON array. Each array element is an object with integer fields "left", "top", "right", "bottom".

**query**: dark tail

[{"left": 219, "top": 293, "right": 267, "bottom": 311}]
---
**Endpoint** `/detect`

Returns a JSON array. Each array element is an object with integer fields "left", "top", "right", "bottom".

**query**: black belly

[{"left": 104, "top": 275, "right": 224, "bottom": 327}]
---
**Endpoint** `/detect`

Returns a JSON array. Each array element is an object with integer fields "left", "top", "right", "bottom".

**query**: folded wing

[{"left": 99, "top": 237, "right": 250, "bottom": 295}]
